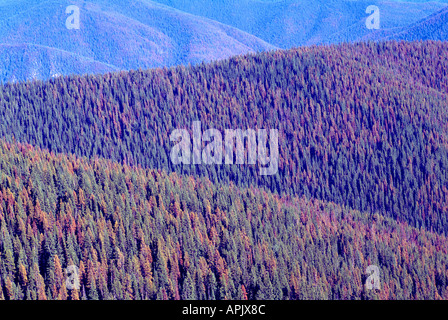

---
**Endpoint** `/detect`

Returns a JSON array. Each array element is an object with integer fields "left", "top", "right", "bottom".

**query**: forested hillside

[
  {"left": 0, "top": 41, "right": 447, "bottom": 235},
  {"left": 0, "top": 140, "right": 447, "bottom": 300}
]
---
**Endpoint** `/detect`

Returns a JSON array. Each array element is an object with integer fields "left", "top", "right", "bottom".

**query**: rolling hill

[
  {"left": 1, "top": 0, "right": 448, "bottom": 82},
  {"left": 2, "top": 0, "right": 448, "bottom": 302},
  {"left": 0, "top": 41, "right": 447, "bottom": 235},
  {"left": 0, "top": 137, "right": 447, "bottom": 300},
  {"left": 152, "top": 0, "right": 448, "bottom": 47},
  {"left": 364, "top": 5, "right": 448, "bottom": 41},
  {"left": 0, "top": 0, "right": 276, "bottom": 83}
]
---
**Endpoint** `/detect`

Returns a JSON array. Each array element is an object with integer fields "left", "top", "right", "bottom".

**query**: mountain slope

[
  {"left": 153, "top": 0, "right": 447, "bottom": 47},
  {"left": 0, "top": 0, "right": 276, "bottom": 83},
  {"left": 1, "top": 0, "right": 447, "bottom": 83},
  {"left": 0, "top": 41, "right": 447, "bottom": 234},
  {"left": 364, "top": 6, "right": 448, "bottom": 41},
  {"left": 0, "top": 139, "right": 447, "bottom": 300}
]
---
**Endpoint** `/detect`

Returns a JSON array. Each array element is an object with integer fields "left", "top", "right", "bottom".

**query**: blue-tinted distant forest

[{"left": 1, "top": 0, "right": 448, "bottom": 82}]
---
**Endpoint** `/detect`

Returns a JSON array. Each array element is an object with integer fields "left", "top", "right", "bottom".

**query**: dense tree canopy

[
  {"left": 0, "top": 141, "right": 447, "bottom": 300},
  {"left": 0, "top": 41, "right": 447, "bottom": 234},
  {"left": 1, "top": 41, "right": 448, "bottom": 300}
]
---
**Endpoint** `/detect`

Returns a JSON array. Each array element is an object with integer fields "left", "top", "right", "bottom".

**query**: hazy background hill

[
  {"left": 153, "top": 0, "right": 448, "bottom": 47},
  {"left": 363, "top": 5, "right": 448, "bottom": 41},
  {"left": 0, "top": 0, "right": 276, "bottom": 83},
  {"left": 1, "top": 0, "right": 448, "bottom": 82}
]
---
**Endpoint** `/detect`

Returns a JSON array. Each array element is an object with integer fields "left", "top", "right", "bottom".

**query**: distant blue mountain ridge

[
  {"left": 0, "top": 0, "right": 447, "bottom": 83},
  {"left": 0, "top": 0, "right": 277, "bottom": 83},
  {"left": 152, "top": 0, "right": 448, "bottom": 47}
]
